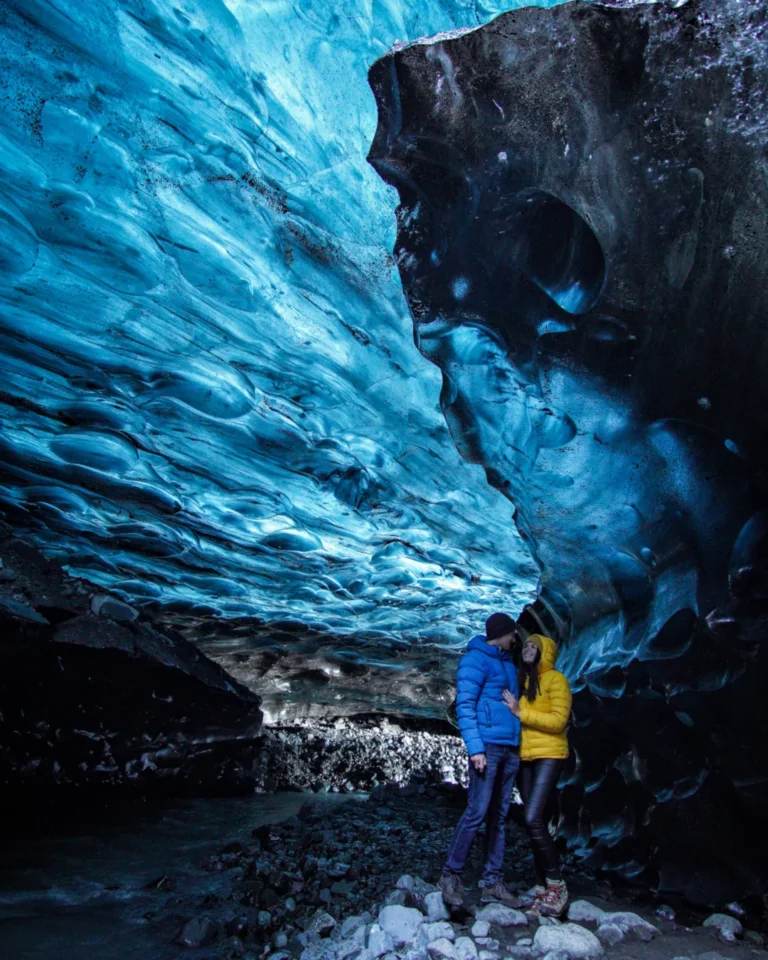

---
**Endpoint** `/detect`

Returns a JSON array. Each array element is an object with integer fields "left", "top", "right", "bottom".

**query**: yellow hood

[{"left": 529, "top": 633, "right": 558, "bottom": 673}]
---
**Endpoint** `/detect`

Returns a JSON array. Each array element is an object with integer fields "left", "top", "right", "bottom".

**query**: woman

[{"left": 503, "top": 633, "right": 572, "bottom": 917}]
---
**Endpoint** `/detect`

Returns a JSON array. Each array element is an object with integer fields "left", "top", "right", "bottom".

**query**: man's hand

[
  {"left": 502, "top": 689, "right": 521, "bottom": 717},
  {"left": 470, "top": 752, "right": 487, "bottom": 773}
]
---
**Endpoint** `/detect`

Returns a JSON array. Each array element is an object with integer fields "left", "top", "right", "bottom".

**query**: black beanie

[{"left": 486, "top": 612, "right": 516, "bottom": 642}]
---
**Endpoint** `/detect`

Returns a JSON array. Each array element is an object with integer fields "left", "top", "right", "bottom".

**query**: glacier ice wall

[
  {"left": 0, "top": 0, "right": 589, "bottom": 662},
  {"left": 368, "top": 0, "right": 768, "bottom": 899}
]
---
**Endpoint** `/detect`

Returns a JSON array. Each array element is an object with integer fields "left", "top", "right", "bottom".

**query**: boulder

[
  {"left": 177, "top": 916, "right": 218, "bottom": 947},
  {"left": 454, "top": 937, "right": 479, "bottom": 960},
  {"left": 368, "top": 924, "right": 396, "bottom": 958},
  {"left": 474, "top": 904, "right": 527, "bottom": 927},
  {"left": 428, "top": 939, "right": 458, "bottom": 960},
  {"left": 703, "top": 915, "right": 743, "bottom": 943},
  {"left": 424, "top": 892, "right": 451, "bottom": 922},
  {"left": 567, "top": 902, "right": 606, "bottom": 926},
  {"left": 595, "top": 924, "right": 624, "bottom": 946},
  {"left": 377, "top": 906, "right": 425, "bottom": 946},
  {"left": 533, "top": 923, "right": 604, "bottom": 960}
]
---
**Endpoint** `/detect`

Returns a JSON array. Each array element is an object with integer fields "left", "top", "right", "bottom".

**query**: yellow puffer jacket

[{"left": 519, "top": 634, "right": 572, "bottom": 761}]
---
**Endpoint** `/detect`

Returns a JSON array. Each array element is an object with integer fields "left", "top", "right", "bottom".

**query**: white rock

[
  {"left": 567, "top": 901, "right": 606, "bottom": 926},
  {"left": 473, "top": 939, "right": 499, "bottom": 950},
  {"left": 515, "top": 939, "right": 532, "bottom": 947},
  {"left": 478, "top": 951, "right": 500, "bottom": 960},
  {"left": 454, "top": 937, "right": 478, "bottom": 960},
  {"left": 533, "top": 923, "right": 604, "bottom": 960},
  {"left": 425, "top": 892, "right": 452, "bottom": 922},
  {"left": 368, "top": 924, "right": 396, "bottom": 958},
  {"left": 342, "top": 917, "right": 367, "bottom": 938},
  {"left": 703, "top": 915, "right": 743, "bottom": 943},
  {"left": 398, "top": 876, "right": 416, "bottom": 892},
  {"left": 377, "top": 906, "right": 425, "bottom": 946},
  {"left": 475, "top": 904, "right": 528, "bottom": 927},
  {"left": 537, "top": 917, "right": 560, "bottom": 927},
  {"left": 596, "top": 924, "right": 625, "bottom": 946},
  {"left": 471, "top": 922, "right": 491, "bottom": 939},
  {"left": 417, "top": 923, "right": 456, "bottom": 946},
  {"left": 540, "top": 952, "right": 570, "bottom": 960},
  {"left": 602, "top": 912, "right": 658, "bottom": 941},
  {"left": 428, "top": 939, "right": 458, "bottom": 960}
]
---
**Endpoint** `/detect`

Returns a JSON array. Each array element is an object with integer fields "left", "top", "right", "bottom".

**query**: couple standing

[{"left": 439, "top": 612, "right": 572, "bottom": 918}]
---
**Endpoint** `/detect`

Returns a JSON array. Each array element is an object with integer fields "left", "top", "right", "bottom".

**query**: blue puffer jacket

[{"left": 456, "top": 635, "right": 520, "bottom": 757}]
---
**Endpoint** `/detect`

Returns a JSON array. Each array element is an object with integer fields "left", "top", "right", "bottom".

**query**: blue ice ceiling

[{"left": 0, "top": 0, "right": 586, "bottom": 648}]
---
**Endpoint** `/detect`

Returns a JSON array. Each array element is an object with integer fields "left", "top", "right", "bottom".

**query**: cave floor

[{"left": 0, "top": 789, "right": 763, "bottom": 960}]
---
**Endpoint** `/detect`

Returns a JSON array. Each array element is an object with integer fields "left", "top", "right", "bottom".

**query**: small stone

[
  {"left": 596, "top": 924, "right": 624, "bottom": 946},
  {"left": 0, "top": 596, "right": 48, "bottom": 624},
  {"left": 656, "top": 905, "right": 676, "bottom": 921},
  {"left": 368, "top": 924, "right": 396, "bottom": 958},
  {"left": 471, "top": 922, "right": 491, "bottom": 939},
  {"left": 307, "top": 911, "right": 336, "bottom": 938},
  {"left": 342, "top": 917, "right": 367, "bottom": 938},
  {"left": 285, "top": 898, "right": 297, "bottom": 913},
  {"left": 177, "top": 916, "right": 218, "bottom": 947},
  {"left": 428, "top": 938, "right": 458, "bottom": 960},
  {"left": 387, "top": 890, "right": 409, "bottom": 907},
  {"left": 567, "top": 901, "right": 606, "bottom": 926},
  {"left": 377, "top": 906, "right": 424, "bottom": 946},
  {"left": 398, "top": 876, "right": 416, "bottom": 892},
  {"left": 533, "top": 923, "right": 603, "bottom": 959},
  {"left": 455, "top": 937, "right": 479, "bottom": 960},
  {"left": 328, "top": 863, "right": 351, "bottom": 879},
  {"left": 268, "top": 953, "right": 293, "bottom": 960},
  {"left": 725, "top": 903, "right": 746, "bottom": 919},
  {"left": 417, "top": 922, "right": 456, "bottom": 946},
  {"left": 515, "top": 940, "right": 532, "bottom": 947},
  {"left": 258, "top": 911, "right": 273, "bottom": 927},
  {"left": 425, "top": 891, "right": 452, "bottom": 922},
  {"left": 541, "top": 952, "right": 570, "bottom": 960},
  {"left": 744, "top": 931, "right": 764, "bottom": 946},
  {"left": 475, "top": 904, "right": 527, "bottom": 927},
  {"left": 477, "top": 951, "right": 500, "bottom": 960},
  {"left": 473, "top": 939, "right": 499, "bottom": 950},
  {"left": 272, "top": 932, "right": 289, "bottom": 949},
  {"left": 703, "top": 914, "right": 743, "bottom": 943}
]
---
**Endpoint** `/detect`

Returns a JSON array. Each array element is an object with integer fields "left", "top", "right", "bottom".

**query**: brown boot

[
  {"left": 480, "top": 880, "right": 524, "bottom": 908},
  {"left": 439, "top": 871, "right": 465, "bottom": 908},
  {"left": 536, "top": 878, "right": 569, "bottom": 918}
]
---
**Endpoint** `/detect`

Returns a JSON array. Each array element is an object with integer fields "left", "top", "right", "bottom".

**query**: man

[{"left": 439, "top": 612, "right": 522, "bottom": 908}]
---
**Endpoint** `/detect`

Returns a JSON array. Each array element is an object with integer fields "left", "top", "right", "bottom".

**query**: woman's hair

[{"left": 520, "top": 644, "right": 541, "bottom": 702}]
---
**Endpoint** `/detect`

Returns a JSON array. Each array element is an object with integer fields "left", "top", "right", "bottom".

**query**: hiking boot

[
  {"left": 480, "top": 880, "right": 524, "bottom": 908},
  {"left": 536, "top": 879, "right": 569, "bottom": 918},
  {"left": 519, "top": 884, "right": 546, "bottom": 908},
  {"left": 439, "top": 871, "right": 465, "bottom": 908}
]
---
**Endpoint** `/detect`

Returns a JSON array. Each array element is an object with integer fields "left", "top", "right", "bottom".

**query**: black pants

[{"left": 519, "top": 758, "right": 564, "bottom": 884}]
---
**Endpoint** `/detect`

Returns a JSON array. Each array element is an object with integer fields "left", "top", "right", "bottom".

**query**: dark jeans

[
  {"left": 519, "top": 758, "right": 564, "bottom": 884},
  {"left": 444, "top": 744, "right": 520, "bottom": 885}
]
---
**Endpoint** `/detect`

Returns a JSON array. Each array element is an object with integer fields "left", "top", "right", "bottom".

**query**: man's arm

[{"left": 455, "top": 652, "right": 486, "bottom": 760}]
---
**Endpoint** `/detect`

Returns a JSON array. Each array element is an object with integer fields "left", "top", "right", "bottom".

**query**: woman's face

[{"left": 522, "top": 640, "right": 540, "bottom": 664}]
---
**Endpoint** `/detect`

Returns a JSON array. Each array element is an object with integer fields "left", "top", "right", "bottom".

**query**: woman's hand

[{"left": 503, "top": 689, "right": 521, "bottom": 717}]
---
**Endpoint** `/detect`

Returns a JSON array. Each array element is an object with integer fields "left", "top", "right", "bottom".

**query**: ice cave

[{"left": 0, "top": 0, "right": 767, "bottom": 955}]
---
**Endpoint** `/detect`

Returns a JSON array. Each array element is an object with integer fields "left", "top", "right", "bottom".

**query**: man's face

[{"left": 496, "top": 631, "right": 516, "bottom": 652}]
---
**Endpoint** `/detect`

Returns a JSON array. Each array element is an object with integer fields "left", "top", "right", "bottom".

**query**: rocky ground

[{"left": 135, "top": 786, "right": 766, "bottom": 960}]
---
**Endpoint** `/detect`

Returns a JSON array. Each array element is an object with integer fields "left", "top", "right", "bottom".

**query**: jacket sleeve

[
  {"left": 519, "top": 671, "right": 572, "bottom": 735},
  {"left": 455, "top": 651, "right": 486, "bottom": 757}
]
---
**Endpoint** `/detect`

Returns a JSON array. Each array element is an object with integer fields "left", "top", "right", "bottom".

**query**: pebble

[
  {"left": 474, "top": 938, "right": 500, "bottom": 950},
  {"left": 656, "top": 904, "right": 676, "bottom": 921},
  {"left": 91, "top": 593, "right": 138, "bottom": 622},
  {"left": 368, "top": 924, "right": 395, "bottom": 958},
  {"left": 307, "top": 910, "right": 337, "bottom": 938},
  {"left": 602, "top": 911, "right": 658, "bottom": 941},
  {"left": 417, "top": 922, "right": 456, "bottom": 946},
  {"left": 474, "top": 903, "right": 528, "bottom": 927},
  {"left": 471, "top": 921, "right": 491, "bottom": 938},
  {"left": 533, "top": 922, "right": 604, "bottom": 959}
]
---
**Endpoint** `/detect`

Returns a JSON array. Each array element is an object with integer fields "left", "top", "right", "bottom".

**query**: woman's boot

[{"left": 536, "top": 878, "right": 569, "bottom": 918}]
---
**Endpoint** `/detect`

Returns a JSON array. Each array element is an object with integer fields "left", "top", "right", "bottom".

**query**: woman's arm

[{"left": 518, "top": 672, "right": 572, "bottom": 734}]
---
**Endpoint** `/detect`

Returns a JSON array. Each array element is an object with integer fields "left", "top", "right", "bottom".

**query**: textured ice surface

[{"left": 0, "top": 0, "right": 588, "bottom": 648}]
